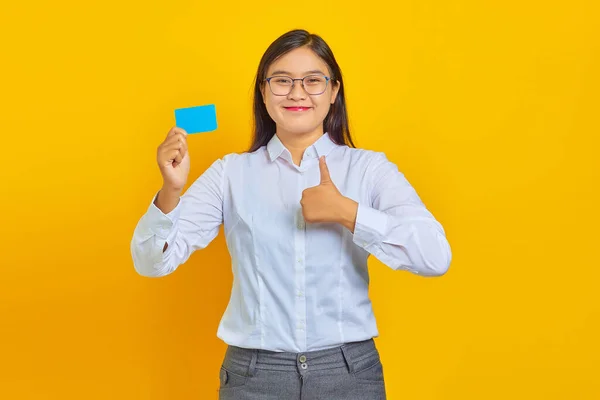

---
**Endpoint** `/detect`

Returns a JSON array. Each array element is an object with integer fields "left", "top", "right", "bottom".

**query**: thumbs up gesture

[{"left": 300, "top": 156, "right": 358, "bottom": 231}]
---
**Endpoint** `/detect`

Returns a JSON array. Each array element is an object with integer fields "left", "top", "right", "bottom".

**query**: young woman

[{"left": 131, "top": 29, "right": 451, "bottom": 400}]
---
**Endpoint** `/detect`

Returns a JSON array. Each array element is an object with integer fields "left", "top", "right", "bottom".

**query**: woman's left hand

[{"left": 300, "top": 156, "right": 358, "bottom": 232}]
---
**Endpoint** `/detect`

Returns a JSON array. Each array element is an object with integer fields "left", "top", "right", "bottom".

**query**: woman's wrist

[
  {"left": 336, "top": 196, "right": 359, "bottom": 233},
  {"left": 155, "top": 187, "right": 182, "bottom": 214}
]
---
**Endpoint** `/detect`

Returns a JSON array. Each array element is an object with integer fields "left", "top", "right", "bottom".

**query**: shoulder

[
  {"left": 223, "top": 147, "right": 267, "bottom": 162},
  {"left": 339, "top": 146, "right": 395, "bottom": 171},
  {"left": 211, "top": 147, "right": 268, "bottom": 170}
]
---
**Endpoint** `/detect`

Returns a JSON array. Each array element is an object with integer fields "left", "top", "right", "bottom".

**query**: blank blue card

[{"left": 174, "top": 104, "right": 217, "bottom": 134}]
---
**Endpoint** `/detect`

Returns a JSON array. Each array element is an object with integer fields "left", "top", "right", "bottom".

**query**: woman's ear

[{"left": 330, "top": 80, "right": 340, "bottom": 104}]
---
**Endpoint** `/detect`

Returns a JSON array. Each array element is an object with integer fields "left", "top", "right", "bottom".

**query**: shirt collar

[{"left": 266, "top": 132, "right": 338, "bottom": 162}]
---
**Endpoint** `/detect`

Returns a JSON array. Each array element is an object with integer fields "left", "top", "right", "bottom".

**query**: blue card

[{"left": 174, "top": 104, "right": 218, "bottom": 134}]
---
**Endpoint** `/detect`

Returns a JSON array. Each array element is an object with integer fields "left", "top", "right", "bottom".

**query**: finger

[
  {"left": 166, "top": 127, "right": 179, "bottom": 137},
  {"left": 160, "top": 143, "right": 183, "bottom": 162},
  {"left": 173, "top": 149, "right": 183, "bottom": 166},
  {"left": 165, "top": 147, "right": 183, "bottom": 165},
  {"left": 163, "top": 134, "right": 187, "bottom": 154},
  {"left": 319, "top": 156, "right": 332, "bottom": 184},
  {"left": 169, "top": 149, "right": 185, "bottom": 166},
  {"left": 162, "top": 139, "right": 185, "bottom": 154},
  {"left": 165, "top": 133, "right": 187, "bottom": 156},
  {"left": 175, "top": 133, "right": 188, "bottom": 158},
  {"left": 167, "top": 126, "right": 188, "bottom": 138}
]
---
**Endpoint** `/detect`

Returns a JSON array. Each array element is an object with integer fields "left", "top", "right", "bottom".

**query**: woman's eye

[{"left": 306, "top": 77, "right": 324, "bottom": 84}]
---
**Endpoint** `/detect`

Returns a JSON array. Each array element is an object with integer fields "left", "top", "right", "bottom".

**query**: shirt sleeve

[
  {"left": 130, "top": 157, "right": 225, "bottom": 277},
  {"left": 352, "top": 152, "right": 452, "bottom": 276}
]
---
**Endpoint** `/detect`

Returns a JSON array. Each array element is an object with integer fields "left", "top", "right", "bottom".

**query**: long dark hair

[{"left": 249, "top": 29, "right": 355, "bottom": 152}]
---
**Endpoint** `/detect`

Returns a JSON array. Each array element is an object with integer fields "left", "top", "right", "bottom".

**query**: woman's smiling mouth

[{"left": 284, "top": 106, "right": 312, "bottom": 112}]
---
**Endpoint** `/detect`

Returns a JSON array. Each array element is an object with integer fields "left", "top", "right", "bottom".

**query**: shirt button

[
  {"left": 297, "top": 220, "right": 305, "bottom": 229},
  {"left": 299, "top": 355, "right": 307, "bottom": 363},
  {"left": 297, "top": 291, "right": 303, "bottom": 297},
  {"left": 297, "top": 258, "right": 303, "bottom": 263}
]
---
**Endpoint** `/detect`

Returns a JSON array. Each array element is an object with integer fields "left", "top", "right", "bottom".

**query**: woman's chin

[{"left": 279, "top": 123, "right": 320, "bottom": 136}]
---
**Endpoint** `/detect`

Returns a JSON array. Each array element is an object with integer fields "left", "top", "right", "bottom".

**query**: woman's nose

[{"left": 287, "top": 80, "right": 307, "bottom": 100}]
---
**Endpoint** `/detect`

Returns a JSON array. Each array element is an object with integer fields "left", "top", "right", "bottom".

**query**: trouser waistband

[{"left": 222, "top": 339, "right": 379, "bottom": 376}]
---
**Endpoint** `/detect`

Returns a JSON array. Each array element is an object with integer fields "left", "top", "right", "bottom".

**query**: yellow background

[{"left": 1, "top": 0, "right": 599, "bottom": 398}]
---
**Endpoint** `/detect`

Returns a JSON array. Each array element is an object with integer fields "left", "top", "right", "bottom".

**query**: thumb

[{"left": 319, "top": 156, "right": 332, "bottom": 184}]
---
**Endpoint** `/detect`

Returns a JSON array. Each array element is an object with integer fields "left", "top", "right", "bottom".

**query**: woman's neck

[{"left": 276, "top": 128, "right": 324, "bottom": 166}]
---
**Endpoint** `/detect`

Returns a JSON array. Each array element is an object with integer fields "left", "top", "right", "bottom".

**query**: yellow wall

[{"left": 1, "top": 0, "right": 598, "bottom": 398}]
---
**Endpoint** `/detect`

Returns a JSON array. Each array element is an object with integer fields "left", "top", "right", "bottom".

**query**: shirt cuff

[
  {"left": 352, "top": 203, "right": 388, "bottom": 249},
  {"left": 140, "top": 191, "right": 182, "bottom": 240}
]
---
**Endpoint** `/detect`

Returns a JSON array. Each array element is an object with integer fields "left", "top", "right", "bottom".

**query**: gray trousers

[{"left": 218, "top": 339, "right": 386, "bottom": 399}]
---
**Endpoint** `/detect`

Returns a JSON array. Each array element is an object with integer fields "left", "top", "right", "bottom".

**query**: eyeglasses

[{"left": 264, "top": 74, "right": 332, "bottom": 96}]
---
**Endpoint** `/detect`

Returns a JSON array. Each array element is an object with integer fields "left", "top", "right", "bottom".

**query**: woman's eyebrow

[{"left": 269, "top": 69, "right": 326, "bottom": 76}]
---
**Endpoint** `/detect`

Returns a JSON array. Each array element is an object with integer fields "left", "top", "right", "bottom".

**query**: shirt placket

[{"left": 294, "top": 168, "right": 308, "bottom": 351}]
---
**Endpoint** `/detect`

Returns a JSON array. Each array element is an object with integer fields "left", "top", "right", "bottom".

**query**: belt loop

[
  {"left": 340, "top": 345, "right": 354, "bottom": 373},
  {"left": 248, "top": 349, "right": 258, "bottom": 377}
]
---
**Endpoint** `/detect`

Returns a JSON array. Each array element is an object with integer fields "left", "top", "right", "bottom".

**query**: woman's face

[{"left": 261, "top": 46, "right": 340, "bottom": 137}]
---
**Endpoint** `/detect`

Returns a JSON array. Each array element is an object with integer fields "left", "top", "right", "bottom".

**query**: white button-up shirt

[{"left": 131, "top": 132, "right": 451, "bottom": 352}]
